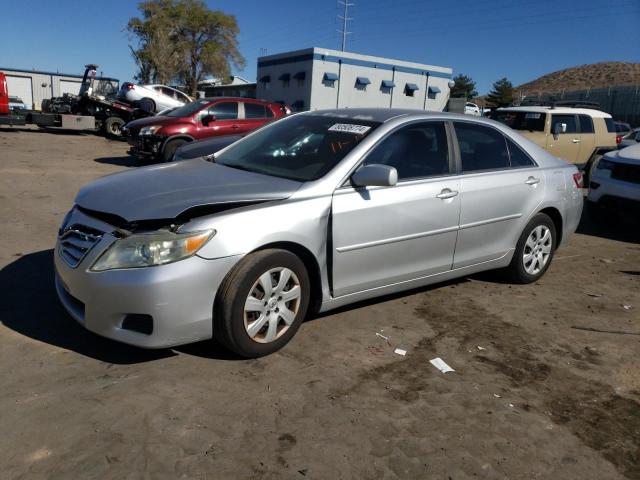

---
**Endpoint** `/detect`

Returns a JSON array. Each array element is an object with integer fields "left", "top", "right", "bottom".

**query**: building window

[
  {"left": 293, "top": 71, "right": 306, "bottom": 87},
  {"left": 292, "top": 100, "right": 305, "bottom": 111},
  {"left": 428, "top": 86, "right": 441, "bottom": 99},
  {"left": 405, "top": 83, "right": 419, "bottom": 97},
  {"left": 323, "top": 72, "right": 338, "bottom": 87},
  {"left": 355, "top": 76, "right": 371, "bottom": 91},
  {"left": 381, "top": 80, "right": 395, "bottom": 94},
  {"left": 259, "top": 75, "right": 271, "bottom": 91},
  {"left": 279, "top": 73, "right": 290, "bottom": 88}
]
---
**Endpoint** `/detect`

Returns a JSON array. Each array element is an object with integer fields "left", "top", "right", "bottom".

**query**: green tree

[
  {"left": 128, "top": 0, "right": 245, "bottom": 96},
  {"left": 487, "top": 77, "right": 515, "bottom": 107},
  {"left": 450, "top": 74, "right": 477, "bottom": 99}
]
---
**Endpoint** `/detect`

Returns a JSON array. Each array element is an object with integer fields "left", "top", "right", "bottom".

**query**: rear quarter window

[
  {"left": 578, "top": 115, "right": 594, "bottom": 134},
  {"left": 604, "top": 118, "right": 616, "bottom": 133}
]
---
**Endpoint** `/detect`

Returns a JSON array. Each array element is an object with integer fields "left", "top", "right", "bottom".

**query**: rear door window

[
  {"left": 244, "top": 103, "right": 267, "bottom": 119},
  {"left": 454, "top": 123, "right": 510, "bottom": 172},
  {"left": 578, "top": 115, "right": 594, "bottom": 133},
  {"left": 506, "top": 138, "right": 536, "bottom": 167},
  {"left": 492, "top": 110, "right": 546, "bottom": 132},
  {"left": 604, "top": 118, "right": 616, "bottom": 133},
  {"left": 211, "top": 102, "right": 238, "bottom": 120},
  {"left": 551, "top": 114, "right": 578, "bottom": 134}
]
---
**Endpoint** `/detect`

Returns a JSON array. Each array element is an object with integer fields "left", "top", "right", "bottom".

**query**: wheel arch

[
  {"left": 252, "top": 241, "right": 323, "bottom": 314},
  {"left": 161, "top": 135, "right": 194, "bottom": 153},
  {"left": 538, "top": 206, "right": 563, "bottom": 247}
]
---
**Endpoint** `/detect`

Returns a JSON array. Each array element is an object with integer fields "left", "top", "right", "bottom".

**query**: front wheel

[
  {"left": 104, "top": 117, "right": 125, "bottom": 138},
  {"left": 161, "top": 139, "right": 188, "bottom": 162},
  {"left": 214, "top": 249, "right": 310, "bottom": 358},
  {"left": 504, "top": 213, "right": 556, "bottom": 284}
]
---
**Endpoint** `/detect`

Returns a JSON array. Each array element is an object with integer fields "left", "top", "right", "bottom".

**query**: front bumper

[
  {"left": 54, "top": 209, "right": 241, "bottom": 348},
  {"left": 126, "top": 134, "right": 164, "bottom": 158}
]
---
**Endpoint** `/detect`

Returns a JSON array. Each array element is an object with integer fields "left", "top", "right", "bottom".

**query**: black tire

[
  {"left": 504, "top": 213, "right": 557, "bottom": 284},
  {"left": 214, "top": 249, "right": 311, "bottom": 358},
  {"left": 138, "top": 97, "right": 155, "bottom": 113},
  {"left": 161, "top": 139, "right": 188, "bottom": 162},
  {"left": 104, "top": 117, "right": 125, "bottom": 138}
]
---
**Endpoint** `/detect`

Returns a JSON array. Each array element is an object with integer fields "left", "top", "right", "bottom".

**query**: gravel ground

[{"left": 1, "top": 126, "right": 639, "bottom": 480}]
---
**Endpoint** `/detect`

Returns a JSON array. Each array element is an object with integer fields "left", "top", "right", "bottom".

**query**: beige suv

[{"left": 492, "top": 106, "right": 617, "bottom": 168}]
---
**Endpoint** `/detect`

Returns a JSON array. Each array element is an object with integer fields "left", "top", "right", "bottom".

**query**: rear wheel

[
  {"left": 104, "top": 117, "right": 125, "bottom": 138},
  {"left": 214, "top": 249, "right": 310, "bottom": 358},
  {"left": 161, "top": 138, "right": 188, "bottom": 162},
  {"left": 504, "top": 213, "right": 556, "bottom": 284},
  {"left": 138, "top": 97, "right": 155, "bottom": 113}
]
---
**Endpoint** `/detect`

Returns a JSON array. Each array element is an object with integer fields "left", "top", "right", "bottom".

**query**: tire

[
  {"left": 104, "top": 117, "right": 125, "bottom": 138},
  {"left": 504, "top": 213, "right": 557, "bottom": 284},
  {"left": 582, "top": 153, "right": 601, "bottom": 184},
  {"left": 138, "top": 97, "right": 155, "bottom": 113},
  {"left": 214, "top": 249, "right": 311, "bottom": 358},
  {"left": 161, "top": 139, "right": 188, "bottom": 162}
]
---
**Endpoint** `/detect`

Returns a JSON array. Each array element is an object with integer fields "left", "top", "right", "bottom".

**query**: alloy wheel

[{"left": 522, "top": 225, "right": 552, "bottom": 275}]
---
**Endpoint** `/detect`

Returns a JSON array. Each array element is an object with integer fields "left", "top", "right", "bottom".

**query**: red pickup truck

[{"left": 124, "top": 97, "right": 289, "bottom": 162}]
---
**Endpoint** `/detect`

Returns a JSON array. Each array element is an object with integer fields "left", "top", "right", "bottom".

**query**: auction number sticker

[
  {"left": 328, "top": 123, "right": 372, "bottom": 134},
  {"left": 525, "top": 113, "right": 541, "bottom": 119}
]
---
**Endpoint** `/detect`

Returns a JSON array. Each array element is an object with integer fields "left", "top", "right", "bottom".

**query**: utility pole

[{"left": 337, "top": 1, "right": 354, "bottom": 52}]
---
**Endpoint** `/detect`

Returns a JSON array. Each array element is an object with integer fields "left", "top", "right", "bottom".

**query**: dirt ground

[{"left": 1, "top": 126, "right": 639, "bottom": 480}]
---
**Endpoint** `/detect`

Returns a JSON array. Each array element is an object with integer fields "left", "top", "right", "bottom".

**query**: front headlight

[
  {"left": 90, "top": 229, "right": 214, "bottom": 271},
  {"left": 139, "top": 125, "right": 162, "bottom": 136}
]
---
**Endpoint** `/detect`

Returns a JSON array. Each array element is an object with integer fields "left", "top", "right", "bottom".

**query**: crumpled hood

[{"left": 75, "top": 159, "right": 302, "bottom": 223}]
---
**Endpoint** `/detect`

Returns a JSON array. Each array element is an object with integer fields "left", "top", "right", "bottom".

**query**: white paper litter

[
  {"left": 394, "top": 348, "right": 407, "bottom": 356},
  {"left": 493, "top": 393, "right": 501, "bottom": 398},
  {"left": 477, "top": 346, "right": 486, "bottom": 351},
  {"left": 375, "top": 332, "right": 389, "bottom": 341},
  {"left": 429, "top": 357, "right": 455, "bottom": 373},
  {"left": 623, "top": 305, "right": 632, "bottom": 310}
]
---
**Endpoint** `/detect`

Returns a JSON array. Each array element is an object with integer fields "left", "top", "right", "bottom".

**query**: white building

[
  {"left": 0, "top": 66, "right": 118, "bottom": 110},
  {"left": 256, "top": 47, "right": 453, "bottom": 112}
]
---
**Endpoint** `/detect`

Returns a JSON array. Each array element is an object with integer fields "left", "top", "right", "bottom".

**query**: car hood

[
  {"left": 605, "top": 143, "right": 640, "bottom": 165},
  {"left": 75, "top": 159, "right": 302, "bottom": 223},
  {"left": 174, "top": 134, "right": 243, "bottom": 160},
  {"left": 124, "top": 114, "right": 187, "bottom": 132}
]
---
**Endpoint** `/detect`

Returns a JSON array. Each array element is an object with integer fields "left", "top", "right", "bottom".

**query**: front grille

[
  {"left": 611, "top": 163, "right": 640, "bottom": 184},
  {"left": 59, "top": 224, "right": 103, "bottom": 268}
]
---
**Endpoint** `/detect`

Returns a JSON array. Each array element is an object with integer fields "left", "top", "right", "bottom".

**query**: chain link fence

[{"left": 517, "top": 85, "right": 640, "bottom": 126}]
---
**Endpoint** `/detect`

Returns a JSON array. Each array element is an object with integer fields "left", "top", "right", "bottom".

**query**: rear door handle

[
  {"left": 436, "top": 188, "right": 459, "bottom": 199},
  {"left": 231, "top": 124, "right": 240, "bottom": 129},
  {"left": 525, "top": 176, "right": 540, "bottom": 185},
  {"left": 571, "top": 138, "right": 580, "bottom": 143}
]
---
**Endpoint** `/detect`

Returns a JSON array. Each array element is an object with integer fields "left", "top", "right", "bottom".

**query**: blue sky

[{"left": 1, "top": 0, "right": 639, "bottom": 94}]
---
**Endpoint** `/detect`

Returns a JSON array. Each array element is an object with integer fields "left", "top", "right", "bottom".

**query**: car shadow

[
  {"left": 0, "top": 250, "right": 178, "bottom": 364},
  {"left": 0, "top": 126, "right": 89, "bottom": 136},
  {"left": 577, "top": 206, "right": 639, "bottom": 244},
  {"left": 94, "top": 155, "right": 143, "bottom": 168}
]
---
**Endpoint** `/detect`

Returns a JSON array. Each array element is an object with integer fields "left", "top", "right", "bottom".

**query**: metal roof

[{"left": 497, "top": 106, "right": 611, "bottom": 118}]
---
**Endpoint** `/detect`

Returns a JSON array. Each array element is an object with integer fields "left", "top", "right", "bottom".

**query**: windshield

[
  {"left": 166, "top": 99, "right": 208, "bottom": 117},
  {"left": 214, "top": 115, "right": 381, "bottom": 181},
  {"left": 492, "top": 110, "right": 546, "bottom": 132}
]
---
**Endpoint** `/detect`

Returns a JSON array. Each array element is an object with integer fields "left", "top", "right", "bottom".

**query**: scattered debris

[
  {"left": 622, "top": 305, "right": 632, "bottom": 310},
  {"left": 571, "top": 326, "right": 640, "bottom": 336},
  {"left": 429, "top": 357, "right": 455, "bottom": 373},
  {"left": 493, "top": 393, "right": 502, "bottom": 398},
  {"left": 394, "top": 348, "right": 407, "bottom": 356},
  {"left": 375, "top": 331, "right": 389, "bottom": 341},
  {"left": 509, "top": 403, "right": 515, "bottom": 408},
  {"left": 298, "top": 468, "right": 308, "bottom": 476},
  {"left": 585, "top": 293, "right": 603, "bottom": 298},
  {"left": 477, "top": 346, "right": 486, "bottom": 351}
]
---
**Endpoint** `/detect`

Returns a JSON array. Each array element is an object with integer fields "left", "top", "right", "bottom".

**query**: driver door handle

[
  {"left": 436, "top": 188, "right": 459, "bottom": 199},
  {"left": 525, "top": 176, "right": 540, "bottom": 185},
  {"left": 571, "top": 138, "right": 580, "bottom": 143},
  {"left": 231, "top": 124, "right": 240, "bottom": 129}
]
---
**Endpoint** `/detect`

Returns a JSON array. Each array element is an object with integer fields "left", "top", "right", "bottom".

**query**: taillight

[
  {"left": 125, "top": 83, "right": 135, "bottom": 90},
  {"left": 616, "top": 135, "right": 622, "bottom": 144},
  {"left": 572, "top": 172, "right": 584, "bottom": 188}
]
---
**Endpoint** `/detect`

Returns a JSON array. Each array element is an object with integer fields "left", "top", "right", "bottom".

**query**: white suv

[{"left": 118, "top": 83, "right": 192, "bottom": 113}]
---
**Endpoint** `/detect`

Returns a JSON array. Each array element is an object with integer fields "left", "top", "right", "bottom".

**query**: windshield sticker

[
  {"left": 525, "top": 113, "right": 542, "bottom": 119},
  {"left": 328, "top": 123, "right": 372, "bottom": 135}
]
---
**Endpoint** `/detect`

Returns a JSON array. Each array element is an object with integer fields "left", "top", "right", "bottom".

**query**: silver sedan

[{"left": 54, "top": 109, "right": 584, "bottom": 357}]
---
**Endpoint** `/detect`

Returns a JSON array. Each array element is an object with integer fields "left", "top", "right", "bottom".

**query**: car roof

[
  {"left": 496, "top": 106, "right": 611, "bottom": 118},
  {"left": 304, "top": 108, "right": 499, "bottom": 124}
]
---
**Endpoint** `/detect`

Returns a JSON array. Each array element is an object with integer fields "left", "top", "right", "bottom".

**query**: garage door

[
  {"left": 7, "top": 76, "right": 33, "bottom": 109},
  {"left": 60, "top": 79, "right": 81, "bottom": 96}
]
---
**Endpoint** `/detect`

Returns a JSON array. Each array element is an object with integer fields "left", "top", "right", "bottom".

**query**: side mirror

[
  {"left": 351, "top": 164, "right": 398, "bottom": 188},
  {"left": 201, "top": 114, "right": 216, "bottom": 126},
  {"left": 635, "top": 132, "right": 640, "bottom": 142},
  {"left": 553, "top": 122, "right": 567, "bottom": 139}
]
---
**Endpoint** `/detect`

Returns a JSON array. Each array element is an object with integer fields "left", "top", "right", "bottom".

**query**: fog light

[{"left": 121, "top": 314, "right": 153, "bottom": 335}]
